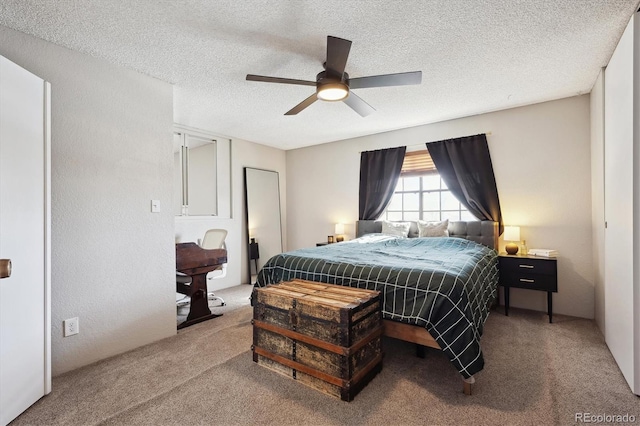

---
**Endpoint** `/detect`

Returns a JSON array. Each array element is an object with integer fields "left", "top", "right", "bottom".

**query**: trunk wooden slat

[{"left": 252, "top": 279, "right": 383, "bottom": 401}]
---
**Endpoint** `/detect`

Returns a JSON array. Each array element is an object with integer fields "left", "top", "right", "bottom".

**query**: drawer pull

[
  {"left": 519, "top": 264, "right": 534, "bottom": 269},
  {"left": 520, "top": 278, "right": 535, "bottom": 283}
]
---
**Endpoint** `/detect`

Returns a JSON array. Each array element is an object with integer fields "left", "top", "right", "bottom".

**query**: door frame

[{"left": 44, "top": 80, "right": 52, "bottom": 394}]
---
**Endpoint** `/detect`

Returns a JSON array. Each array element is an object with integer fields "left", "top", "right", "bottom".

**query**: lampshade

[
  {"left": 503, "top": 226, "right": 521, "bottom": 255},
  {"left": 503, "top": 226, "right": 521, "bottom": 242},
  {"left": 335, "top": 223, "right": 345, "bottom": 235},
  {"left": 317, "top": 83, "right": 349, "bottom": 101}
]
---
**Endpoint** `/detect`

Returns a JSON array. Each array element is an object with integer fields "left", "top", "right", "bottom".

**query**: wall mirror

[
  {"left": 244, "top": 167, "right": 283, "bottom": 282},
  {"left": 173, "top": 131, "right": 217, "bottom": 216}
]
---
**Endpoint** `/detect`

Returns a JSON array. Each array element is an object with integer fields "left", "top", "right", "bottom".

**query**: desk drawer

[{"left": 499, "top": 257, "right": 556, "bottom": 276}]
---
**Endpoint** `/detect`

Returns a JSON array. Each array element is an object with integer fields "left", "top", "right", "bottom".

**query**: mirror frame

[{"left": 244, "top": 167, "right": 283, "bottom": 283}]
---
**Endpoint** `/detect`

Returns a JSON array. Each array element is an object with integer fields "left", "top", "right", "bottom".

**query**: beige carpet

[{"left": 12, "top": 293, "right": 640, "bottom": 426}]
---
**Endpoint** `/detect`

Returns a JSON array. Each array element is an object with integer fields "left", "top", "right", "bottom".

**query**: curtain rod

[{"left": 359, "top": 132, "right": 492, "bottom": 154}]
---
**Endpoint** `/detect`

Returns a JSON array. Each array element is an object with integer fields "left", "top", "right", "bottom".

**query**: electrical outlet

[{"left": 64, "top": 317, "right": 79, "bottom": 337}]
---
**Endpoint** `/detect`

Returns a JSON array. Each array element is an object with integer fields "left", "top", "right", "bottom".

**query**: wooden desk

[{"left": 176, "top": 242, "right": 227, "bottom": 329}]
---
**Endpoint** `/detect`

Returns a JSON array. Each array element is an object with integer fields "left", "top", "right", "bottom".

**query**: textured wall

[
  {"left": 286, "top": 96, "right": 594, "bottom": 319},
  {"left": 0, "top": 25, "right": 176, "bottom": 375}
]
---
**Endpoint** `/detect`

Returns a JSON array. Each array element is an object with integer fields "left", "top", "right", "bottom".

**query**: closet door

[
  {"left": 0, "top": 55, "right": 51, "bottom": 424},
  {"left": 604, "top": 14, "right": 636, "bottom": 395}
]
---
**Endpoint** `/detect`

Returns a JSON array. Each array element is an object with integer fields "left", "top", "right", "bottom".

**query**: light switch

[{"left": 151, "top": 199, "right": 161, "bottom": 213}]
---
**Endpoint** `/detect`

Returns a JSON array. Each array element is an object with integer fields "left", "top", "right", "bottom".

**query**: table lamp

[
  {"left": 503, "top": 226, "right": 521, "bottom": 255},
  {"left": 335, "top": 223, "right": 345, "bottom": 242}
]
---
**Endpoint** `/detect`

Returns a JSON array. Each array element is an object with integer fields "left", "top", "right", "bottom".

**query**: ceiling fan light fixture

[
  {"left": 317, "top": 82, "right": 349, "bottom": 101},
  {"left": 246, "top": 36, "right": 421, "bottom": 115}
]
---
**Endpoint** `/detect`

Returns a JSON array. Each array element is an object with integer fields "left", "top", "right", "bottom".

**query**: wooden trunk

[{"left": 252, "top": 280, "right": 383, "bottom": 401}]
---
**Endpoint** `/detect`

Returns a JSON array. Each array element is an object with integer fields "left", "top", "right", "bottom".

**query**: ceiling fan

[{"left": 246, "top": 36, "right": 422, "bottom": 117}]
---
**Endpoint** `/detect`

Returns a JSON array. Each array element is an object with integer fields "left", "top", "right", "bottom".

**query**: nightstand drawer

[
  {"left": 499, "top": 272, "right": 557, "bottom": 292},
  {"left": 499, "top": 257, "right": 556, "bottom": 276}
]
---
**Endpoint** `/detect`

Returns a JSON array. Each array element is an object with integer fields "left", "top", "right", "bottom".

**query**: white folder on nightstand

[{"left": 528, "top": 249, "right": 558, "bottom": 257}]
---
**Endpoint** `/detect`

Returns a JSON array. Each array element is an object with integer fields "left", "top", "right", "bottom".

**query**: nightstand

[
  {"left": 498, "top": 254, "right": 558, "bottom": 323},
  {"left": 249, "top": 241, "right": 259, "bottom": 274}
]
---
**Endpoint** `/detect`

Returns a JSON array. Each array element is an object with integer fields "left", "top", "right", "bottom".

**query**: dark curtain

[
  {"left": 359, "top": 146, "right": 407, "bottom": 220},
  {"left": 426, "top": 134, "right": 504, "bottom": 234}
]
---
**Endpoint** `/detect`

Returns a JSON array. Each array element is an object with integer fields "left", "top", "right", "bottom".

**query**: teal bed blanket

[{"left": 254, "top": 235, "right": 499, "bottom": 378}]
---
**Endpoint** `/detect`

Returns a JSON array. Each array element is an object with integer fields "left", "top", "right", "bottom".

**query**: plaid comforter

[{"left": 255, "top": 235, "right": 499, "bottom": 378}]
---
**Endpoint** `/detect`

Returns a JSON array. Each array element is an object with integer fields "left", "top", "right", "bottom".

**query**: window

[
  {"left": 173, "top": 131, "right": 218, "bottom": 216},
  {"left": 382, "top": 150, "right": 477, "bottom": 222},
  {"left": 173, "top": 124, "right": 232, "bottom": 218}
]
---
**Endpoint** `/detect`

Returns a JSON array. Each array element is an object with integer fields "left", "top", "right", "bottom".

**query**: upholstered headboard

[{"left": 355, "top": 220, "right": 499, "bottom": 250}]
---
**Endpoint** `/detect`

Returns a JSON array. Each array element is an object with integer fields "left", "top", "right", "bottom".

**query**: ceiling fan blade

[
  {"left": 284, "top": 93, "right": 318, "bottom": 115},
  {"left": 349, "top": 71, "right": 422, "bottom": 89},
  {"left": 325, "top": 36, "right": 352, "bottom": 77},
  {"left": 246, "top": 74, "right": 316, "bottom": 86},
  {"left": 343, "top": 92, "right": 375, "bottom": 117}
]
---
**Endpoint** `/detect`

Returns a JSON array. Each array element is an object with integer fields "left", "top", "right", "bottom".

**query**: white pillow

[
  {"left": 381, "top": 221, "right": 411, "bottom": 238},
  {"left": 348, "top": 233, "right": 399, "bottom": 244},
  {"left": 417, "top": 219, "right": 449, "bottom": 237}
]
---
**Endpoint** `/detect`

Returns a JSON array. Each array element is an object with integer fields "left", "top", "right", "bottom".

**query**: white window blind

[{"left": 401, "top": 150, "right": 436, "bottom": 177}]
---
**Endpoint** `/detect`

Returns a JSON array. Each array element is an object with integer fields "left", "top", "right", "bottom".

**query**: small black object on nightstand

[
  {"left": 498, "top": 254, "right": 558, "bottom": 323},
  {"left": 316, "top": 242, "right": 328, "bottom": 247}
]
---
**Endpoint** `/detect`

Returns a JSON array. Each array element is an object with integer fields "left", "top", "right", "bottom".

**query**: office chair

[{"left": 199, "top": 229, "right": 227, "bottom": 307}]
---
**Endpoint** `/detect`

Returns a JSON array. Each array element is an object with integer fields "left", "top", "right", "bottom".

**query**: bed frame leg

[{"left": 462, "top": 375, "right": 475, "bottom": 395}]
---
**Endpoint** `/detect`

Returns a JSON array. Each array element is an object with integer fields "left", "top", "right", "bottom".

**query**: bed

[{"left": 254, "top": 220, "right": 499, "bottom": 394}]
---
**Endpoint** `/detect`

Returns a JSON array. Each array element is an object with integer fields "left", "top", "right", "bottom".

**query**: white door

[
  {"left": 603, "top": 15, "right": 637, "bottom": 395},
  {"left": 0, "top": 55, "right": 51, "bottom": 425}
]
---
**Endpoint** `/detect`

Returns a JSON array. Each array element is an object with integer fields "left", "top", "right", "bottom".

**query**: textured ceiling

[{"left": 1, "top": 1, "right": 638, "bottom": 150}]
